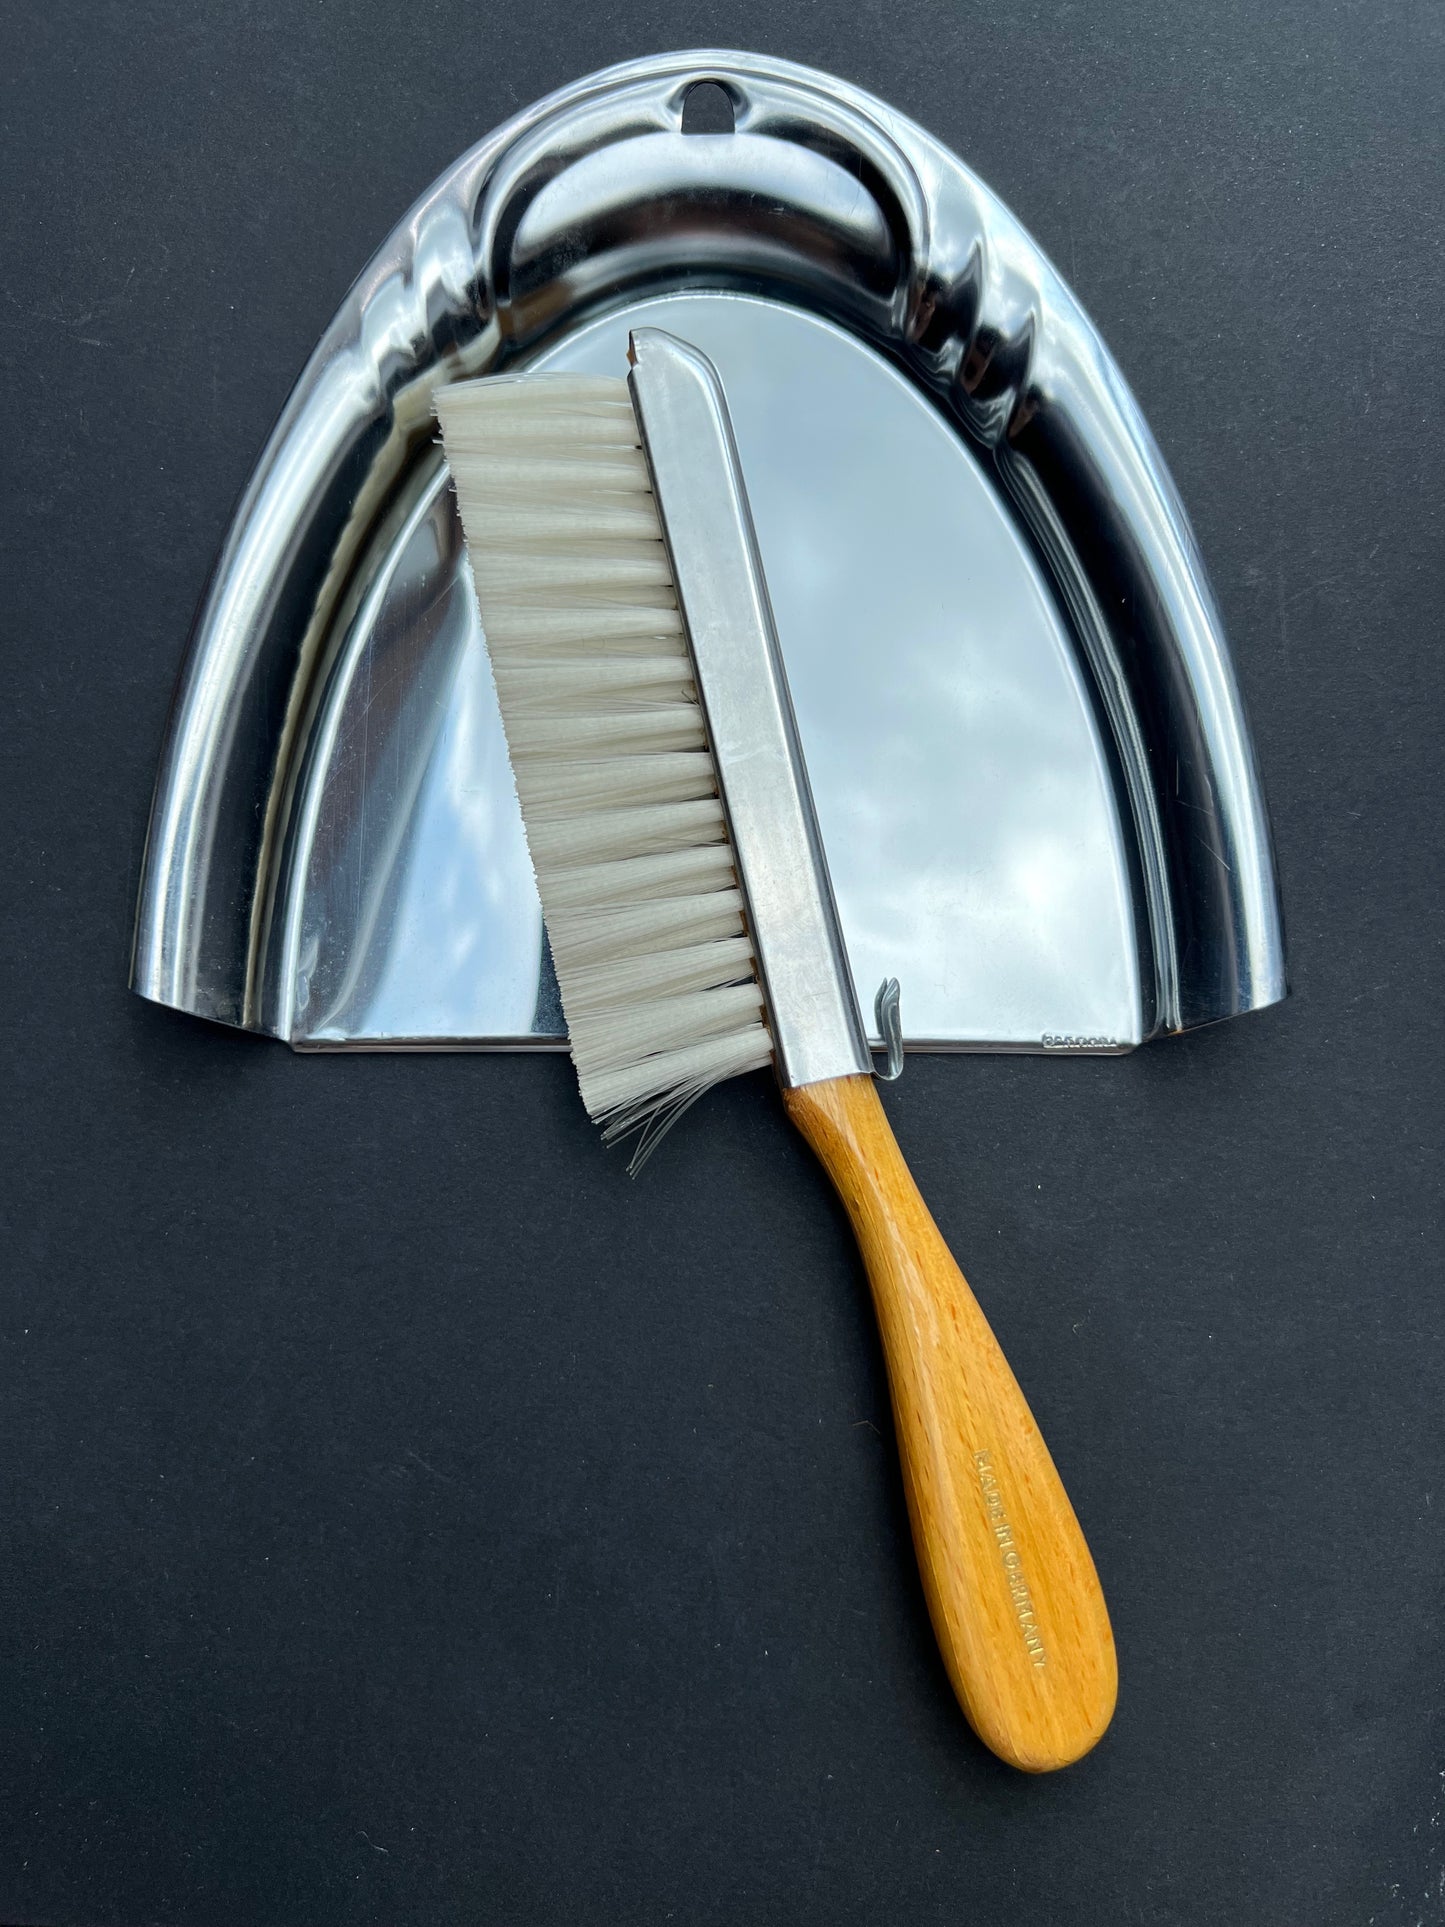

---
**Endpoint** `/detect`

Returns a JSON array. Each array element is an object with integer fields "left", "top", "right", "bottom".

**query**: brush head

[{"left": 435, "top": 369, "right": 773, "bottom": 1158}]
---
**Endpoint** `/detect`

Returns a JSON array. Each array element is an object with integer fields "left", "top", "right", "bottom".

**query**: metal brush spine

[{"left": 627, "top": 328, "right": 872, "bottom": 1092}]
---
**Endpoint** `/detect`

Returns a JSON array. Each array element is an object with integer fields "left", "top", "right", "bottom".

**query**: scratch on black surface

[{"left": 405, "top": 1447, "right": 454, "bottom": 1485}]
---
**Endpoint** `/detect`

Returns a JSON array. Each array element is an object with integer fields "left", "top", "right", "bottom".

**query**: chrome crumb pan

[{"left": 131, "top": 49, "right": 1285, "bottom": 1055}]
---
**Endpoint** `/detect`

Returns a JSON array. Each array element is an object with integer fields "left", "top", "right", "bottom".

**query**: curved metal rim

[{"left": 130, "top": 47, "right": 1286, "bottom": 1043}]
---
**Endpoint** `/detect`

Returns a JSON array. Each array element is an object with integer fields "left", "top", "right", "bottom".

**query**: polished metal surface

[
  {"left": 630, "top": 328, "right": 872, "bottom": 1090},
  {"left": 873, "top": 980, "right": 904, "bottom": 1083},
  {"left": 131, "top": 50, "right": 1286, "bottom": 1053},
  {"left": 279, "top": 292, "right": 1139, "bottom": 1050}
]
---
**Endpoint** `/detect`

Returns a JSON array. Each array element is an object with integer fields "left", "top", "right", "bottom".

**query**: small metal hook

[{"left": 873, "top": 977, "right": 904, "bottom": 1082}]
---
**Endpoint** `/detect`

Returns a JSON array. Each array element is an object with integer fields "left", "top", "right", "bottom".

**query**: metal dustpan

[{"left": 131, "top": 51, "right": 1285, "bottom": 1057}]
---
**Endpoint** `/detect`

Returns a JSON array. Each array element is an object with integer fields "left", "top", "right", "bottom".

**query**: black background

[{"left": 2, "top": 3, "right": 1442, "bottom": 1923}]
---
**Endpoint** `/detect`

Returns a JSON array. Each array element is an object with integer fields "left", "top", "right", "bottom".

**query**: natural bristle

[{"left": 435, "top": 372, "right": 773, "bottom": 1162}]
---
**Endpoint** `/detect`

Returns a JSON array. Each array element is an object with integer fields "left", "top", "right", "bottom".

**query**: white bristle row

[
  {"left": 547, "top": 887, "right": 748, "bottom": 968},
  {"left": 435, "top": 373, "right": 773, "bottom": 1160},
  {"left": 526, "top": 798, "right": 727, "bottom": 870}
]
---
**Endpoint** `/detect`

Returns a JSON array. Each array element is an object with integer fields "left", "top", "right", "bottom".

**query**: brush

[{"left": 435, "top": 329, "right": 1116, "bottom": 1772}]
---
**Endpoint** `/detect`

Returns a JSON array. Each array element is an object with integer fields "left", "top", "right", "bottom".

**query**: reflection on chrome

[{"left": 131, "top": 51, "right": 1284, "bottom": 1056}]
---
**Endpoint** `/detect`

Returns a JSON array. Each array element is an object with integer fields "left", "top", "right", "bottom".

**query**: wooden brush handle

[{"left": 783, "top": 1073, "right": 1116, "bottom": 1772}]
